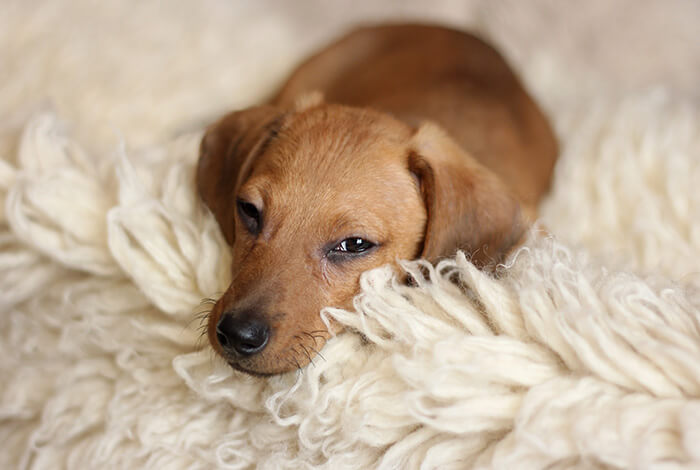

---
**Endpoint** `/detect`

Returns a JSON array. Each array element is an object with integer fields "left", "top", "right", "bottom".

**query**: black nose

[{"left": 216, "top": 312, "right": 270, "bottom": 356}]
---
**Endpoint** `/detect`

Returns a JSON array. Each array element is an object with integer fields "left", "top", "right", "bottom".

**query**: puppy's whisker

[
  {"left": 306, "top": 344, "right": 326, "bottom": 362},
  {"left": 307, "top": 329, "right": 332, "bottom": 338},
  {"left": 303, "top": 331, "right": 329, "bottom": 345},
  {"left": 187, "top": 306, "right": 212, "bottom": 322},
  {"left": 196, "top": 327, "right": 208, "bottom": 343},
  {"left": 294, "top": 337, "right": 314, "bottom": 367},
  {"left": 192, "top": 316, "right": 209, "bottom": 330},
  {"left": 290, "top": 348, "right": 302, "bottom": 371},
  {"left": 194, "top": 331, "right": 207, "bottom": 351},
  {"left": 184, "top": 312, "right": 212, "bottom": 337},
  {"left": 302, "top": 331, "right": 319, "bottom": 346}
]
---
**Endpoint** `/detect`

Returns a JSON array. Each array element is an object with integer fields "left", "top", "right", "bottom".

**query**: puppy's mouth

[
  {"left": 219, "top": 340, "right": 296, "bottom": 377},
  {"left": 227, "top": 361, "right": 277, "bottom": 378},
  {"left": 219, "top": 335, "right": 327, "bottom": 376}
]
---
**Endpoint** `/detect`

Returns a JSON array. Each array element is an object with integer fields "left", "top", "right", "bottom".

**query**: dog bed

[{"left": 1, "top": 1, "right": 699, "bottom": 468}]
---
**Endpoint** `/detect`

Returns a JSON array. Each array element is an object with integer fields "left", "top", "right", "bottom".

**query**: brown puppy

[{"left": 197, "top": 24, "right": 558, "bottom": 376}]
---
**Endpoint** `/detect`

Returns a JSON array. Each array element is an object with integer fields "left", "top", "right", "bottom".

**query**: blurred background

[{"left": 2, "top": 0, "right": 698, "bottom": 155}]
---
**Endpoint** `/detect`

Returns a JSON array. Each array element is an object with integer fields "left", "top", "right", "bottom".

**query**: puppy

[{"left": 197, "top": 24, "right": 558, "bottom": 376}]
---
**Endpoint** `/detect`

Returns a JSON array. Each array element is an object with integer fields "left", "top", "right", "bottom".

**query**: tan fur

[{"left": 197, "top": 24, "right": 558, "bottom": 375}]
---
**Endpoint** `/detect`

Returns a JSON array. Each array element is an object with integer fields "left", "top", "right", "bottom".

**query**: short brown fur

[{"left": 197, "top": 24, "right": 557, "bottom": 375}]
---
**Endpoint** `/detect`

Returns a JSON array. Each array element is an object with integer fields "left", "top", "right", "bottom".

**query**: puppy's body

[
  {"left": 198, "top": 24, "right": 558, "bottom": 376},
  {"left": 274, "top": 24, "right": 557, "bottom": 213}
]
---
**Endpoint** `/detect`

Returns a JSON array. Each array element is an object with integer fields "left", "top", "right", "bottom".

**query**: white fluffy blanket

[{"left": 1, "top": 1, "right": 699, "bottom": 468}]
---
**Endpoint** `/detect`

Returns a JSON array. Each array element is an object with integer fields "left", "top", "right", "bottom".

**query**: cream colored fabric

[{"left": 1, "top": 1, "right": 699, "bottom": 468}]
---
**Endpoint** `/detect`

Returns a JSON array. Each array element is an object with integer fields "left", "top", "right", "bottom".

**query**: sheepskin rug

[{"left": 1, "top": 1, "right": 699, "bottom": 468}]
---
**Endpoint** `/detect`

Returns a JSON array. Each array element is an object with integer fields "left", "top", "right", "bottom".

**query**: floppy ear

[
  {"left": 197, "top": 106, "right": 284, "bottom": 244},
  {"left": 408, "top": 123, "right": 526, "bottom": 267}
]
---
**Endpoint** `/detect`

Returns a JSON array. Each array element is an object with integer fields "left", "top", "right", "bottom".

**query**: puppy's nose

[{"left": 215, "top": 312, "right": 270, "bottom": 356}]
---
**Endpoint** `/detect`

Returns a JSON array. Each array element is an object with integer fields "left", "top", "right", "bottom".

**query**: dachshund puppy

[{"left": 197, "top": 24, "right": 558, "bottom": 376}]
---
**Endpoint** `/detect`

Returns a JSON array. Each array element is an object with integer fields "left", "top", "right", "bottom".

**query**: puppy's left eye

[{"left": 331, "top": 238, "right": 376, "bottom": 255}]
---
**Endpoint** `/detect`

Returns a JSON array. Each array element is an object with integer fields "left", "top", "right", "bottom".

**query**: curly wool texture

[
  {"left": 1, "top": 99, "right": 699, "bottom": 470},
  {"left": 1, "top": 1, "right": 700, "bottom": 469}
]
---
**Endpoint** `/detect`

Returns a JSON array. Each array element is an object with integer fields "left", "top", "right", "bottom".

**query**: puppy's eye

[
  {"left": 236, "top": 198, "right": 261, "bottom": 234},
  {"left": 331, "top": 238, "right": 376, "bottom": 255}
]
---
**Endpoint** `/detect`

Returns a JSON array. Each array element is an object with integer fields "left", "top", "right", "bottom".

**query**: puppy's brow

[
  {"left": 327, "top": 213, "right": 385, "bottom": 243},
  {"left": 257, "top": 114, "right": 287, "bottom": 155}
]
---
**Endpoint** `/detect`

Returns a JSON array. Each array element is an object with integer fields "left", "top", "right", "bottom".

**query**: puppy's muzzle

[{"left": 215, "top": 310, "right": 270, "bottom": 357}]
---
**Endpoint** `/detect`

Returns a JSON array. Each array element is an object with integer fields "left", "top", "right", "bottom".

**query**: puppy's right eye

[{"left": 236, "top": 198, "right": 261, "bottom": 234}]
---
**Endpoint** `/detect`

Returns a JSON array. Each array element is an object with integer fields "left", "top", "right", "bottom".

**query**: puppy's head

[{"left": 197, "top": 100, "right": 523, "bottom": 375}]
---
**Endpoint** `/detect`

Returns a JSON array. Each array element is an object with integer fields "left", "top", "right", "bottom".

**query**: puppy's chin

[
  {"left": 221, "top": 348, "right": 311, "bottom": 377},
  {"left": 226, "top": 357, "right": 306, "bottom": 377},
  {"left": 227, "top": 361, "right": 279, "bottom": 378}
]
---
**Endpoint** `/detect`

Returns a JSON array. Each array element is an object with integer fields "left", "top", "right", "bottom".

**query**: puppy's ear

[
  {"left": 408, "top": 123, "right": 526, "bottom": 267},
  {"left": 197, "top": 106, "right": 284, "bottom": 244}
]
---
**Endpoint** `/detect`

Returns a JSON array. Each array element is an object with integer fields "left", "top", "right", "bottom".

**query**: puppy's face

[
  {"left": 199, "top": 105, "right": 426, "bottom": 375},
  {"left": 198, "top": 103, "right": 524, "bottom": 376}
]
